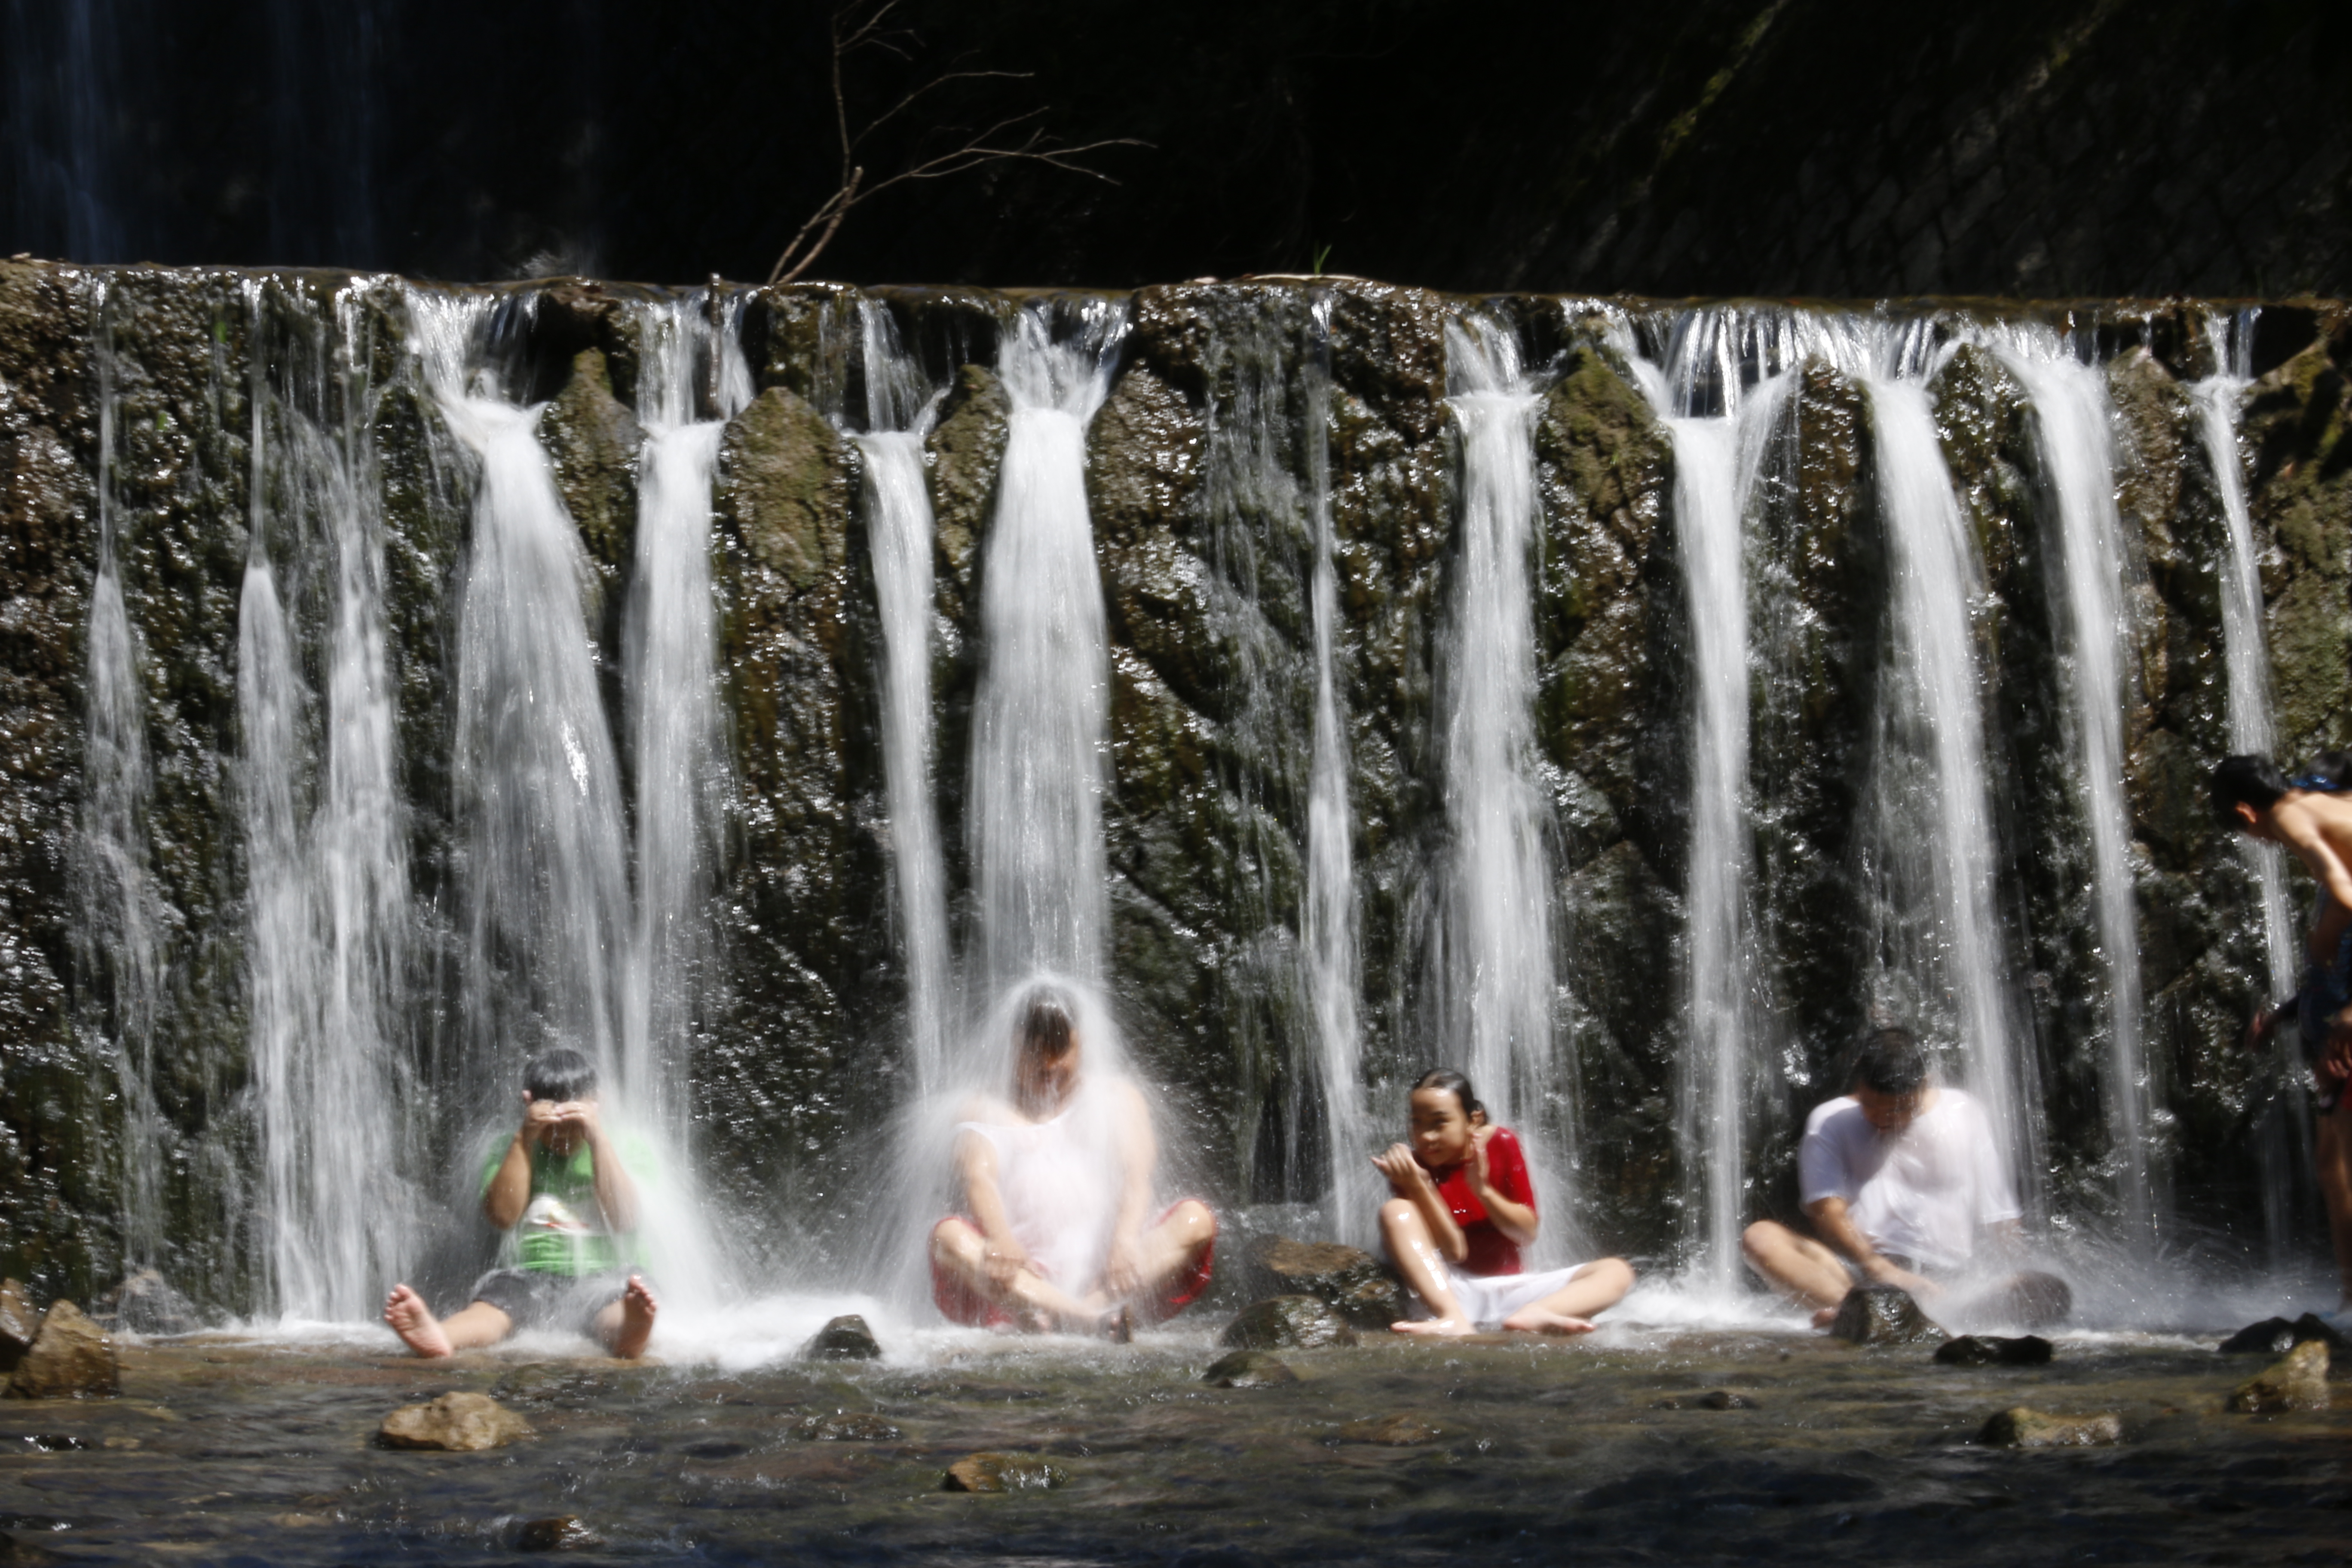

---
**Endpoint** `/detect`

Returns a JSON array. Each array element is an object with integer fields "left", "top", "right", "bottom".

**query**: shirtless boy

[
  {"left": 2214, "top": 753, "right": 2352, "bottom": 1321},
  {"left": 383, "top": 1047, "right": 659, "bottom": 1358}
]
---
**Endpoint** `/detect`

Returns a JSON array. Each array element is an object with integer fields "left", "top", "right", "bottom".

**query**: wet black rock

[
  {"left": 1978, "top": 1407, "right": 2122, "bottom": 1448},
  {"left": 799, "top": 1314, "right": 884, "bottom": 1362},
  {"left": 1221, "top": 1295, "right": 1357, "bottom": 1351},
  {"left": 1936, "top": 1335, "right": 2054, "bottom": 1367},
  {"left": 2227, "top": 1340, "right": 2330, "bottom": 1413},
  {"left": 1828, "top": 1285, "right": 1947, "bottom": 1347},
  {"left": 2218, "top": 1313, "right": 2352, "bottom": 1360},
  {"left": 1653, "top": 1390, "right": 1760, "bottom": 1410},
  {"left": 794, "top": 1412, "right": 902, "bottom": 1441},
  {"left": 88, "top": 1269, "right": 201, "bottom": 1337},
  {"left": 515, "top": 1516, "right": 606, "bottom": 1551},
  {"left": 942, "top": 1451, "right": 1065, "bottom": 1492},
  {"left": 1201, "top": 1350, "right": 1296, "bottom": 1388},
  {"left": 1245, "top": 1238, "right": 1405, "bottom": 1329}
]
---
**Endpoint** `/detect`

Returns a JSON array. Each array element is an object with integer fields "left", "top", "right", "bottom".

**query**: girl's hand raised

[
  {"left": 1463, "top": 1123, "right": 1496, "bottom": 1197},
  {"left": 1370, "top": 1143, "right": 1428, "bottom": 1195}
]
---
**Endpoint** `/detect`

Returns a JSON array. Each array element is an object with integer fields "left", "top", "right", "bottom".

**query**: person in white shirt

[{"left": 1742, "top": 1028, "right": 2035, "bottom": 1327}]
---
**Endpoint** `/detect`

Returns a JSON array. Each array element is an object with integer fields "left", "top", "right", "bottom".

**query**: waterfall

[
  {"left": 411, "top": 289, "right": 634, "bottom": 1118},
  {"left": 1626, "top": 307, "right": 1796, "bottom": 1289},
  {"left": 969, "top": 300, "right": 1126, "bottom": 990},
  {"left": 1834, "top": 319, "right": 2038, "bottom": 1207},
  {"left": 851, "top": 298, "right": 953, "bottom": 1093},
  {"left": 1437, "top": 316, "right": 1573, "bottom": 1256},
  {"left": 77, "top": 276, "right": 168, "bottom": 1271},
  {"left": 1304, "top": 295, "right": 1370, "bottom": 1240},
  {"left": 1993, "top": 328, "right": 2159, "bottom": 1240},
  {"left": 240, "top": 279, "right": 420, "bottom": 1319}
]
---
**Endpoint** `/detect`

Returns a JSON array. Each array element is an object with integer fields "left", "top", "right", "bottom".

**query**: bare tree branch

[{"left": 767, "top": 1, "right": 1146, "bottom": 287}]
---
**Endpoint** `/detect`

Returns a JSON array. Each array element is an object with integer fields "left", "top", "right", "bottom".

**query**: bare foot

[
  {"left": 1391, "top": 1317, "right": 1477, "bottom": 1338},
  {"left": 1501, "top": 1308, "right": 1597, "bottom": 1335},
  {"left": 607, "top": 1275, "right": 658, "bottom": 1359},
  {"left": 384, "top": 1284, "right": 453, "bottom": 1359}
]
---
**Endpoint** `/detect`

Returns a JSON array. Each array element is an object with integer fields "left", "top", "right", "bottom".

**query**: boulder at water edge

[
  {"left": 942, "top": 1452, "right": 1065, "bottom": 1492},
  {"left": 1222, "top": 1295, "right": 1358, "bottom": 1351},
  {"left": 2227, "top": 1340, "right": 2331, "bottom": 1413},
  {"left": 1828, "top": 1285, "right": 1947, "bottom": 1347},
  {"left": 1202, "top": 1350, "right": 1297, "bottom": 1388},
  {"left": 799, "top": 1314, "right": 884, "bottom": 1362},
  {"left": 2218, "top": 1313, "right": 2351, "bottom": 1360},
  {"left": 5, "top": 1302, "right": 118, "bottom": 1399},
  {"left": 0, "top": 1282, "right": 36, "bottom": 1373},
  {"left": 1978, "top": 1408, "right": 2122, "bottom": 1447},
  {"left": 378, "top": 1392, "right": 533, "bottom": 1451},
  {"left": 1246, "top": 1237, "right": 1408, "bottom": 1329},
  {"left": 89, "top": 1270, "right": 201, "bottom": 1337}
]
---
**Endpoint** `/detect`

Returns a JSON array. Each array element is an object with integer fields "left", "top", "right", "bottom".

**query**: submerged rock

[
  {"left": 1201, "top": 1350, "right": 1296, "bottom": 1388},
  {"left": 515, "top": 1516, "right": 605, "bottom": 1552},
  {"left": 1653, "top": 1390, "right": 1760, "bottom": 1410},
  {"left": 1338, "top": 1414, "right": 1441, "bottom": 1446},
  {"left": 1221, "top": 1295, "right": 1357, "bottom": 1351},
  {"left": 1978, "top": 1407, "right": 2122, "bottom": 1447},
  {"left": 2227, "top": 1339, "right": 2330, "bottom": 1413},
  {"left": 799, "top": 1314, "right": 883, "bottom": 1362},
  {"left": 5, "top": 1302, "right": 117, "bottom": 1399},
  {"left": 88, "top": 1269, "right": 201, "bottom": 1337},
  {"left": 378, "top": 1391, "right": 533, "bottom": 1451},
  {"left": 1246, "top": 1238, "right": 1406, "bottom": 1329},
  {"left": 1828, "top": 1285, "right": 1947, "bottom": 1347},
  {"left": 942, "top": 1452, "right": 1065, "bottom": 1492},
  {"left": 1936, "top": 1335, "right": 2055, "bottom": 1367},
  {"left": 794, "top": 1412, "right": 902, "bottom": 1441}
]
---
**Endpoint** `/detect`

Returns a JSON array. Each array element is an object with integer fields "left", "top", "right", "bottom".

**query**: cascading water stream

[
  {"left": 969, "top": 301, "right": 1126, "bottom": 991},
  {"left": 850, "top": 298, "right": 953, "bottom": 1095},
  {"left": 1992, "top": 327, "right": 2159, "bottom": 1240},
  {"left": 1819, "top": 318, "right": 2037, "bottom": 1210},
  {"left": 1303, "top": 295, "right": 1370, "bottom": 1242},
  {"left": 239, "top": 279, "right": 421, "bottom": 1319},
  {"left": 1626, "top": 307, "right": 1796, "bottom": 1291},
  {"left": 1438, "top": 316, "right": 1574, "bottom": 1258}
]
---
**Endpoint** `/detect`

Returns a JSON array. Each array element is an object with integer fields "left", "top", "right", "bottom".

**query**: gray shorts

[{"left": 466, "top": 1267, "right": 644, "bottom": 1338}]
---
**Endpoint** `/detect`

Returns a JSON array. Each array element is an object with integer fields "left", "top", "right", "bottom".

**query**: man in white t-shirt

[{"left": 1742, "top": 1029, "right": 2027, "bottom": 1327}]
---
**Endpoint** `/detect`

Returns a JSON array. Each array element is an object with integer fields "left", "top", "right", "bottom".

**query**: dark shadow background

[{"left": 5, "top": 0, "right": 2349, "bottom": 294}]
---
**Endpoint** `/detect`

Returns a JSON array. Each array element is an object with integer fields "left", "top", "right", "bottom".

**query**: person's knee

[
  {"left": 1589, "top": 1256, "right": 1635, "bottom": 1295},
  {"left": 1173, "top": 1199, "right": 1216, "bottom": 1248},
  {"left": 930, "top": 1219, "right": 973, "bottom": 1263},
  {"left": 1740, "top": 1221, "right": 1785, "bottom": 1263}
]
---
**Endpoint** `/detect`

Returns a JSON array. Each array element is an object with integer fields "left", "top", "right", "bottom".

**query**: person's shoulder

[
  {"left": 1483, "top": 1124, "right": 1526, "bottom": 1158},
  {"left": 1804, "top": 1096, "right": 1862, "bottom": 1136}
]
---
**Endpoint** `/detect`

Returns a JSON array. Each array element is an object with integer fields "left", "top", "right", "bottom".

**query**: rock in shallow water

[
  {"left": 5, "top": 1302, "right": 117, "bottom": 1399},
  {"left": 942, "top": 1452, "right": 1065, "bottom": 1492},
  {"left": 2228, "top": 1340, "right": 2331, "bottom": 1413},
  {"left": 1936, "top": 1335, "right": 2054, "bottom": 1366},
  {"left": 1654, "top": 1389, "right": 1761, "bottom": 1409},
  {"left": 1338, "top": 1414, "right": 1442, "bottom": 1446},
  {"left": 89, "top": 1268, "right": 202, "bottom": 1337},
  {"left": 378, "top": 1392, "right": 532, "bottom": 1451},
  {"left": 794, "top": 1412, "right": 902, "bottom": 1441},
  {"left": 1828, "top": 1285, "right": 1947, "bottom": 1347},
  {"left": 799, "top": 1314, "right": 883, "bottom": 1362},
  {"left": 2218, "top": 1313, "right": 2351, "bottom": 1359},
  {"left": 0, "top": 1282, "right": 34, "bottom": 1373},
  {"left": 1221, "top": 1295, "right": 1357, "bottom": 1351},
  {"left": 515, "top": 1515, "right": 605, "bottom": 1551},
  {"left": 1246, "top": 1237, "right": 1407, "bottom": 1329},
  {"left": 1978, "top": 1407, "right": 2122, "bottom": 1447},
  {"left": 1201, "top": 1350, "right": 1296, "bottom": 1388}
]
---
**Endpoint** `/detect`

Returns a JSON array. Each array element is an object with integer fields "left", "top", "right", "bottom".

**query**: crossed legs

[{"left": 929, "top": 1200, "right": 1217, "bottom": 1334}]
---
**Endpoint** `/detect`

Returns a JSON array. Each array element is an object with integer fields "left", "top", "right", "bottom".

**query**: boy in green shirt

[{"left": 383, "top": 1047, "right": 659, "bottom": 1357}]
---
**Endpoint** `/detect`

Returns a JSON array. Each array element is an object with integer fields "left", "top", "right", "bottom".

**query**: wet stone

[
  {"left": 1201, "top": 1351, "right": 1296, "bottom": 1388},
  {"left": 2228, "top": 1339, "right": 2331, "bottom": 1413},
  {"left": 377, "top": 1391, "right": 533, "bottom": 1451},
  {"left": 87, "top": 1269, "right": 201, "bottom": 1338},
  {"left": 1829, "top": 1285, "right": 1948, "bottom": 1347},
  {"left": 5, "top": 1303, "right": 117, "bottom": 1400},
  {"left": 1655, "top": 1390, "right": 1760, "bottom": 1409},
  {"left": 1936, "top": 1335, "right": 2055, "bottom": 1367},
  {"left": 0, "top": 1283, "right": 33, "bottom": 1373},
  {"left": 1978, "top": 1408, "right": 2123, "bottom": 1448},
  {"left": 515, "top": 1516, "right": 606, "bottom": 1552},
  {"left": 794, "top": 1412, "right": 903, "bottom": 1441},
  {"left": 2219, "top": 1317, "right": 2299, "bottom": 1355},
  {"left": 1979, "top": 1271, "right": 2074, "bottom": 1329},
  {"left": 1246, "top": 1237, "right": 1407, "bottom": 1329},
  {"left": 1221, "top": 1295, "right": 1358, "bottom": 1351},
  {"left": 943, "top": 1452, "right": 1066, "bottom": 1492},
  {"left": 1338, "top": 1414, "right": 1442, "bottom": 1446},
  {"left": 799, "top": 1314, "right": 884, "bottom": 1362}
]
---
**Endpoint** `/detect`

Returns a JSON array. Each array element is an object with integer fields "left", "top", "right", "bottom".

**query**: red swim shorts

[{"left": 930, "top": 1200, "right": 1217, "bottom": 1328}]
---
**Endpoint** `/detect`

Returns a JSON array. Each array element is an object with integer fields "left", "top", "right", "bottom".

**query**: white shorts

[{"left": 1430, "top": 1262, "right": 1604, "bottom": 1328}]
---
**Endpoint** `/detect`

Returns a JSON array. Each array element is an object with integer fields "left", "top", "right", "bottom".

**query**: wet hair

[
  {"left": 2295, "top": 750, "right": 2352, "bottom": 790},
  {"left": 1411, "top": 1069, "right": 1485, "bottom": 1122},
  {"left": 523, "top": 1047, "right": 597, "bottom": 1103},
  {"left": 1850, "top": 1029, "right": 1929, "bottom": 1097},
  {"left": 2211, "top": 753, "right": 2289, "bottom": 827},
  {"left": 1017, "top": 985, "right": 1078, "bottom": 1060}
]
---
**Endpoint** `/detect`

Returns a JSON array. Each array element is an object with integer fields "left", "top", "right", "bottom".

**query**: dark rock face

[
  {"left": 798, "top": 1314, "right": 883, "bottom": 1362},
  {"left": 1245, "top": 1237, "right": 1405, "bottom": 1329},
  {"left": 1221, "top": 1294, "right": 1358, "bottom": 1351},
  {"left": 2218, "top": 1313, "right": 2352, "bottom": 1360},
  {"left": 1828, "top": 1285, "right": 1947, "bottom": 1347}
]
